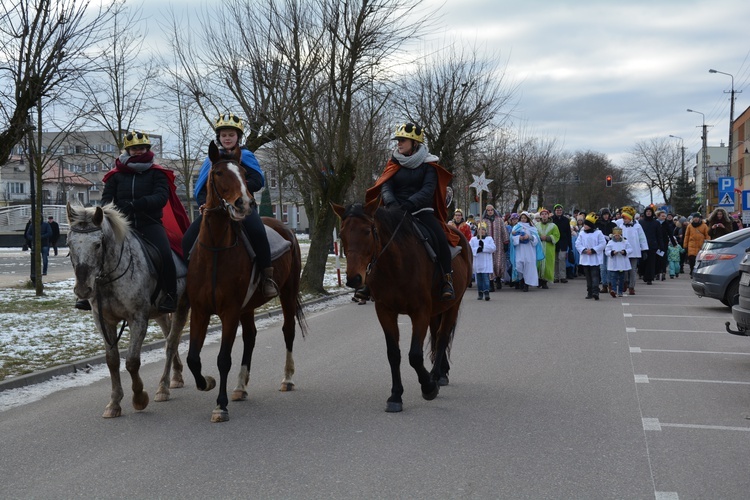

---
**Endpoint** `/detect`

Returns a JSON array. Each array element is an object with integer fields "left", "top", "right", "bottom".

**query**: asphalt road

[{"left": 2, "top": 274, "right": 750, "bottom": 499}]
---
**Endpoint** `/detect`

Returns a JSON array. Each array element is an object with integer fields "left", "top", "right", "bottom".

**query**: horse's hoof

[
  {"left": 422, "top": 383, "right": 439, "bottom": 401},
  {"left": 279, "top": 382, "right": 295, "bottom": 392},
  {"left": 154, "top": 390, "right": 170, "bottom": 402},
  {"left": 170, "top": 379, "right": 184, "bottom": 389},
  {"left": 231, "top": 390, "right": 248, "bottom": 401},
  {"left": 438, "top": 375, "right": 449, "bottom": 387},
  {"left": 102, "top": 406, "right": 122, "bottom": 418},
  {"left": 385, "top": 401, "right": 403, "bottom": 413},
  {"left": 211, "top": 407, "right": 229, "bottom": 423},
  {"left": 132, "top": 391, "right": 149, "bottom": 411},
  {"left": 201, "top": 376, "right": 216, "bottom": 392}
]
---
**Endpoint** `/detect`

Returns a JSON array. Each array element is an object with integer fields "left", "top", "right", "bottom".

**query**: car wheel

[{"left": 725, "top": 278, "right": 740, "bottom": 308}]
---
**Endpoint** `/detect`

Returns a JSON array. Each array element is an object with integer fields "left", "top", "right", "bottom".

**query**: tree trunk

[{"left": 300, "top": 204, "right": 336, "bottom": 295}]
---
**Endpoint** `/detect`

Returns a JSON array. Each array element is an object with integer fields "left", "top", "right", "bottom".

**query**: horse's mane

[
  {"left": 373, "top": 206, "right": 418, "bottom": 244},
  {"left": 68, "top": 204, "right": 131, "bottom": 244}
]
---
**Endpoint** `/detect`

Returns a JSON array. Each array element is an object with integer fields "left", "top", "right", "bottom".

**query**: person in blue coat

[{"left": 182, "top": 114, "right": 277, "bottom": 298}]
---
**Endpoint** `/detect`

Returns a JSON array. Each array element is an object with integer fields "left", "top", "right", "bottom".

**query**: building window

[
  {"left": 269, "top": 170, "right": 278, "bottom": 189},
  {"left": 90, "top": 182, "right": 99, "bottom": 192},
  {"left": 8, "top": 182, "right": 25, "bottom": 194}
]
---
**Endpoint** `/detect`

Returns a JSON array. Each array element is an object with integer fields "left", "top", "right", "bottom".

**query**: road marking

[
  {"left": 647, "top": 377, "right": 750, "bottom": 385},
  {"left": 644, "top": 418, "right": 750, "bottom": 433},
  {"left": 637, "top": 348, "right": 750, "bottom": 356},
  {"left": 624, "top": 313, "right": 633, "bottom": 317},
  {"left": 626, "top": 327, "right": 637, "bottom": 332},
  {"left": 655, "top": 492, "right": 679, "bottom": 500},
  {"left": 635, "top": 374, "right": 649, "bottom": 383},
  {"left": 643, "top": 417, "right": 661, "bottom": 430},
  {"left": 626, "top": 328, "right": 728, "bottom": 334},
  {"left": 630, "top": 347, "right": 642, "bottom": 353},
  {"left": 626, "top": 314, "right": 728, "bottom": 319}
]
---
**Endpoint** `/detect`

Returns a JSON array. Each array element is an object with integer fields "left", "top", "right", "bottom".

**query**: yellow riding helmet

[
  {"left": 122, "top": 131, "right": 151, "bottom": 150},
  {"left": 214, "top": 113, "right": 244, "bottom": 135},
  {"left": 393, "top": 122, "right": 424, "bottom": 143}
]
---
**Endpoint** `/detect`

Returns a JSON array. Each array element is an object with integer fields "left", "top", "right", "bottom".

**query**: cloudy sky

[{"left": 141, "top": 0, "right": 750, "bottom": 168}]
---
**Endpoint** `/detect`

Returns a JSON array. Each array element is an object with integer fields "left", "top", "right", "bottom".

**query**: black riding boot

[{"left": 441, "top": 272, "right": 455, "bottom": 301}]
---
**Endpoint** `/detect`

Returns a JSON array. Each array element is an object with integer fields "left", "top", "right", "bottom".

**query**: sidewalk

[{"left": 0, "top": 249, "right": 73, "bottom": 288}]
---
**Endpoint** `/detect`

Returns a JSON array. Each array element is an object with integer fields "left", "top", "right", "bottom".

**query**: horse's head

[
  {"left": 66, "top": 203, "right": 129, "bottom": 300},
  {"left": 207, "top": 141, "right": 254, "bottom": 221},
  {"left": 332, "top": 199, "right": 380, "bottom": 290}
]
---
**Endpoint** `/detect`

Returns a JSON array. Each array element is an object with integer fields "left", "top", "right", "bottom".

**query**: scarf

[
  {"left": 391, "top": 144, "right": 439, "bottom": 170},
  {"left": 116, "top": 150, "right": 155, "bottom": 173}
]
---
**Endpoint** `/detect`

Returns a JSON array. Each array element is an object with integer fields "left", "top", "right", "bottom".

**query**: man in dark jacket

[
  {"left": 638, "top": 206, "right": 664, "bottom": 285},
  {"left": 552, "top": 204, "right": 572, "bottom": 283},
  {"left": 48, "top": 216, "right": 60, "bottom": 256},
  {"left": 26, "top": 218, "right": 52, "bottom": 277}
]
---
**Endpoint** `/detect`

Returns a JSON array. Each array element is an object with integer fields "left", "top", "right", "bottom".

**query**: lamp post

[
  {"left": 687, "top": 109, "right": 709, "bottom": 211},
  {"left": 709, "top": 69, "right": 740, "bottom": 181},
  {"left": 669, "top": 134, "right": 685, "bottom": 177}
]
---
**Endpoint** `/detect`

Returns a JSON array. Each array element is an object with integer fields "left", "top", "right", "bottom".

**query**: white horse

[{"left": 66, "top": 203, "right": 188, "bottom": 418}]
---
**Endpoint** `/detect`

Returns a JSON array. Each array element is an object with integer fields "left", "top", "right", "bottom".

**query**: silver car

[{"left": 691, "top": 227, "right": 750, "bottom": 307}]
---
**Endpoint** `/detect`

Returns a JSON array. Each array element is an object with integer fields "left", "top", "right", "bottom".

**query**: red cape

[
  {"left": 103, "top": 164, "right": 190, "bottom": 258},
  {"left": 365, "top": 159, "right": 459, "bottom": 246}
]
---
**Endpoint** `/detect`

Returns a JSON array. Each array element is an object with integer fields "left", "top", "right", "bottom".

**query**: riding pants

[
  {"left": 414, "top": 210, "right": 452, "bottom": 274},
  {"left": 181, "top": 211, "right": 271, "bottom": 270},
  {"left": 139, "top": 223, "right": 176, "bottom": 296}
]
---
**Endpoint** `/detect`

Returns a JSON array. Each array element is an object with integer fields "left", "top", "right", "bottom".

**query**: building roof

[{"left": 41, "top": 163, "right": 93, "bottom": 187}]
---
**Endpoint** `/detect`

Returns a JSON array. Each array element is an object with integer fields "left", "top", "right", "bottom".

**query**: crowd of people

[{"left": 452, "top": 204, "right": 743, "bottom": 300}]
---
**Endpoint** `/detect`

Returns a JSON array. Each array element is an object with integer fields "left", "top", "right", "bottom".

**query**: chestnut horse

[
  {"left": 186, "top": 142, "right": 307, "bottom": 422},
  {"left": 333, "top": 199, "right": 472, "bottom": 412}
]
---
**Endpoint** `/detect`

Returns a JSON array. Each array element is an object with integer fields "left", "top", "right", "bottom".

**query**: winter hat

[
  {"left": 600, "top": 207, "right": 611, "bottom": 216},
  {"left": 690, "top": 212, "right": 702, "bottom": 220},
  {"left": 621, "top": 206, "right": 636, "bottom": 221},
  {"left": 553, "top": 204, "right": 563, "bottom": 210},
  {"left": 539, "top": 207, "right": 550, "bottom": 215},
  {"left": 510, "top": 213, "right": 519, "bottom": 220},
  {"left": 584, "top": 212, "right": 599, "bottom": 229}
]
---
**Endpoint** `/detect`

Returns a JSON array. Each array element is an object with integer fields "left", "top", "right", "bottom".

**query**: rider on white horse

[{"left": 75, "top": 131, "right": 179, "bottom": 313}]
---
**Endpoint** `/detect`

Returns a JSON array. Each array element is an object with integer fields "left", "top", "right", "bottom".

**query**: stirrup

[
  {"left": 354, "top": 285, "right": 370, "bottom": 301},
  {"left": 262, "top": 267, "right": 279, "bottom": 298},
  {"left": 440, "top": 273, "right": 455, "bottom": 301},
  {"left": 158, "top": 293, "right": 177, "bottom": 313}
]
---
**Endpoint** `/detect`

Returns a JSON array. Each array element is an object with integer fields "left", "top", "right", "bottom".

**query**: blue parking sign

[
  {"left": 718, "top": 177, "right": 734, "bottom": 206},
  {"left": 743, "top": 190, "right": 750, "bottom": 211}
]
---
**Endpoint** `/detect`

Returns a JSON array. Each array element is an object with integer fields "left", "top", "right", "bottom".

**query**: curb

[{"left": 0, "top": 291, "right": 351, "bottom": 393}]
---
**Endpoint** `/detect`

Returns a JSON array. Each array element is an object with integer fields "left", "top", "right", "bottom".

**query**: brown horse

[
  {"left": 186, "top": 142, "right": 307, "bottom": 422},
  {"left": 333, "top": 199, "right": 472, "bottom": 412}
]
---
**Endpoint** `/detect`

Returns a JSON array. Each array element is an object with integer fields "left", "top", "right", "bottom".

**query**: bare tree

[
  {"left": 0, "top": 0, "right": 115, "bottom": 166},
  {"left": 397, "top": 42, "right": 517, "bottom": 174},
  {"left": 623, "top": 137, "right": 681, "bottom": 205}
]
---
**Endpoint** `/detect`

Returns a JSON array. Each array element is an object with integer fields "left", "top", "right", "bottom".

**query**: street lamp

[
  {"left": 669, "top": 134, "right": 685, "bottom": 176},
  {"left": 687, "top": 109, "right": 709, "bottom": 211},
  {"left": 709, "top": 69, "right": 739, "bottom": 180}
]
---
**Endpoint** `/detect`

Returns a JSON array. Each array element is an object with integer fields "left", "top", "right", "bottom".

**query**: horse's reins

[
  {"left": 69, "top": 223, "right": 134, "bottom": 347},
  {"left": 365, "top": 209, "right": 409, "bottom": 275},
  {"left": 198, "top": 163, "right": 246, "bottom": 310}
]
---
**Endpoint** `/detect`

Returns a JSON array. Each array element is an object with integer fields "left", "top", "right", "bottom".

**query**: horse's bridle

[
  {"left": 362, "top": 209, "right": 409, "bottom": 275},
  {"left": 69, "top": 223, "right": 134, "bottom": 347}
]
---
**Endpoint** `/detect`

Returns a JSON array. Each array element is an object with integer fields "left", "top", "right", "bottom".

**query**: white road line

[
  {"left": 626, "top": 314, "right": 729, "bottom": 319},
  {"left": 635, "top": 348, "right": 750, "bottom": 356},
  {"left": 627, "top": 328, "right": 729, "bottom": 334},
  {"left": 655, "top": 492, "right": 680, "bottom": 500},
  {"left": 647, "top": 377, "right": 750, "bottom": 385},
  {"left": 643, "top": 417, "right": 750, "bottom": 432}
]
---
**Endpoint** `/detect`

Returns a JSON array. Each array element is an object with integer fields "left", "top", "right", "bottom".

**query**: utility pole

[
  {"left": 709, "top": 69, "right": 741, "bottom": 183},
  {"left": 702, "top": 123, "right": 709, "bottom": 212}
]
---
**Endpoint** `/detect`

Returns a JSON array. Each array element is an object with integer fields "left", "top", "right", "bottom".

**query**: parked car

[
  {"left": 730, "top": 253, "right": 750, "bottom": 334},
  {"left": 691, "top": 227, "right": 750, "bottom": 307}
]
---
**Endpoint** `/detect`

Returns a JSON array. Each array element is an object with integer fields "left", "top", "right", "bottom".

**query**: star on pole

[{"left": 469, "top": 172, "right": 493, "bottom": 193}]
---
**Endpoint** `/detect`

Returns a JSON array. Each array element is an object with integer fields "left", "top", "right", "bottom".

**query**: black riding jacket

[
  {"left": 380, "top": 163, "right": 437, "bottom": 211},
  {"left": 101, "top": 168, "right": 170, "bottom": 229}
]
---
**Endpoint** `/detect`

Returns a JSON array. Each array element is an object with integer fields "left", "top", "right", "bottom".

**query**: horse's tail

[
  {"left": 295, "top": 294, "right": 309, "bottom": 338},
  {"left": 429, "top": 315, "right": 458, "bottom": 364}
]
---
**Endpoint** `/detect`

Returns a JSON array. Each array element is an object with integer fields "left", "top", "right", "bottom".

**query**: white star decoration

[{"left": 470, "top": 172, "right": 493, "bottom": 193}]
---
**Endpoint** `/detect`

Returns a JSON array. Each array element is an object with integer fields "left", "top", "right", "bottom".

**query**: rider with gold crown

[
  {"left": 76, "top": 131, "right": 180, "bottom": 312},
  {"left": 183, "top": 113, "right": 277, "bottom": 298},
  {"left": 365, "top": 122, "right": 458, "bottom": 301}
]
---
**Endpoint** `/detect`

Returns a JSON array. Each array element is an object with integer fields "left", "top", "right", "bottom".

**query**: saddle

[{"left": 135, "top": 235, "right": 187, "bottom": 306}]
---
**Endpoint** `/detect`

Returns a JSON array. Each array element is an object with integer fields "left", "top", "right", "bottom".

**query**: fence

[{"left": 0, "top": 205, "right": 69, "bottom": 232}]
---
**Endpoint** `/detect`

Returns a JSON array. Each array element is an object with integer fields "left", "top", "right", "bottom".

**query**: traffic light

[{"left": 605, "top": 175, "right": 612, "bottom": 187}]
